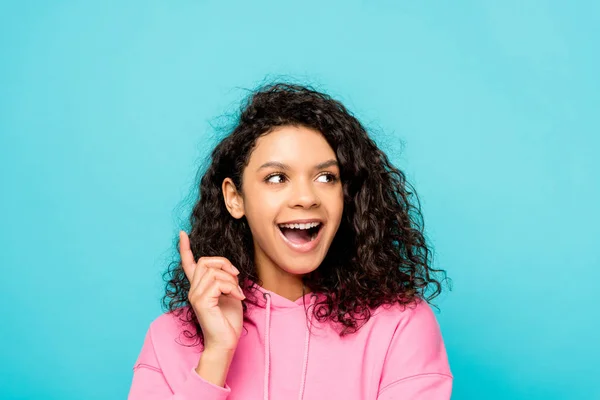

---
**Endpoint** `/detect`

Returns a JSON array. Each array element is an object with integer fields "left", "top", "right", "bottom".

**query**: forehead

[{"left": 248, "top": 125, "right": 336, "bottom": 167}]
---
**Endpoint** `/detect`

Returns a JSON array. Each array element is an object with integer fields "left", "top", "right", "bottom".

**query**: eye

[
  {"left": 317, "top": 173, "right": 339, "bottom": 183},
  {"left": 265, "top": 173, "right": 287, "bottom": 184},
  {"left": 265, "top": 172, "right": 339, "bottom": 185}
]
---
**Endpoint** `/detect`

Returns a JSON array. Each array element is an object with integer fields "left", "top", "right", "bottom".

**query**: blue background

[{"left": 1, "top": 1, "right": 598, "bottom": 399}]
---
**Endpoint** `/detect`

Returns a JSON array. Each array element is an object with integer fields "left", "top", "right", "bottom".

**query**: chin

[{"left": 278, "top": 258, "right": 323, "bottom": 276}]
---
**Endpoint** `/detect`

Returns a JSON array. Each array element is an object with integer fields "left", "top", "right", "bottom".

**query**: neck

[{"left": 255, "top": 261, "right": 311, "bottom": 302}]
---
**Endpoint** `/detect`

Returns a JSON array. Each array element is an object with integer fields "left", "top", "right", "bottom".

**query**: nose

[{"left": 289, "top": 178, "right": 320, "bottom": 209}]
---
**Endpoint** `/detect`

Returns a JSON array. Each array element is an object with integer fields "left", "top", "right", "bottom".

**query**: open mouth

[{"left": 277, "top": 222, "right": 323, "bottom": 245}]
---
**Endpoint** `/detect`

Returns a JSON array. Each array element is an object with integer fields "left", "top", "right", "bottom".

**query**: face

[{"left": 223, "top": 125, "right": 344, "bottom": 281}]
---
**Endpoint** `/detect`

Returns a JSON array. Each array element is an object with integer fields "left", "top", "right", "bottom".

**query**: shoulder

[
  {"left": 132, "top": 308, "right": 207, "bottom": 392},
  {"left": 348, "top": 297, "right": 446, "bottom": 357},
  {"left": 148, "top": 307, "right": 192, "bottom": 339},
  {"left": 141, "top": 307, "right": 202, "bottom": 359},
  {"left": 137, "top": 307, "right": 201, "bottom": 370},
  {"left": 373, "top": 297, "right": 452, "bottom": 378},
  {"left": 146, "top": 307, "right": 202, "bottom": 351},
  {"left": 372, "top": 296, "right": 441, "bottom": 333}
]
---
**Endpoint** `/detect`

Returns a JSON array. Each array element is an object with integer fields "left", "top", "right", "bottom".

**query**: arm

[
  {"left": 127, "top": 327, "right": 232, "bottom": 400},
  {"left": 376, "top": 299, "right": 453, "bottom": 399}
]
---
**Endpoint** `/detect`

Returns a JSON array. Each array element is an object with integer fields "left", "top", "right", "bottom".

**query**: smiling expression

[{"left": 222, "top": 125, "right": 344, "bottom": 281}]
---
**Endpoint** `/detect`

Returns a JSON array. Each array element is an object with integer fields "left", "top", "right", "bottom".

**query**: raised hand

[{"left": 179, "top": 230, "right": 245, "bottom": 354}]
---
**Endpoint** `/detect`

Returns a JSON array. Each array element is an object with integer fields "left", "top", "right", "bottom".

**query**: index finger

[{"left": 178, "top": 230, "right": 196, "bottom": 282}]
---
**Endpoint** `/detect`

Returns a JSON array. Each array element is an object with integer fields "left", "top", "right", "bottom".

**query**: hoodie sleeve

[
  {"left": 128, "top": 326, "right": 231, "bottom": 400},
  {"left": 376, "top": 299, "right": 453, "bottom": 400}
]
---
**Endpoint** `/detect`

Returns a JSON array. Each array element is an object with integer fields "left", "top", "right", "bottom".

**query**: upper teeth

[{"left": 279, "top": 222, "right": 320, "bottom": 230}]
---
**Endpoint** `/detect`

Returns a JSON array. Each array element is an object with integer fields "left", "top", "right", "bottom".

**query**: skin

[
  {"left": 222, "top": 125, "right": 344, "bottom": 301},
  {"left": 180, "top": 125, "right": 344, "bottom": 386},
  {"left": 179, "top": 235, "right": 245, "bottom": 387}
]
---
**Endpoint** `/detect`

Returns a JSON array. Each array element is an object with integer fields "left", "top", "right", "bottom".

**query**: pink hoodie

[{"left": 128, "top": 281, "right": 452, "bottom": 399}]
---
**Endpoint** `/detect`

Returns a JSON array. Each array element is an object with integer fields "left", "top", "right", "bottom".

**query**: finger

[
  {"left": 194, "top": 267, "right": 240, "bottom": 297},
  {"left": 179, "top": 231, "right": 196, "bottom": 282},
  {"left": 205, "top": 279, "right": 246, "bottom": 302},
  {"left": 199, "top": 257, "right": 240, "bottom": 276},
  {"left": 190, "top": 257, "right": 238, "bottom": 294},
  {"left": 190, "top": 258, "right": 230, "bottom": 293}
]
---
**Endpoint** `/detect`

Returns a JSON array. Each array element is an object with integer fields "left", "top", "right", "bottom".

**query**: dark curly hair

[{"left": 161, "top": 81, "right": 449, "bottom": 346}]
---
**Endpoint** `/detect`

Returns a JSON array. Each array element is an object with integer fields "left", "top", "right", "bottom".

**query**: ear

[{"left": 222, "top": 178, "right": 245, "bottom": 219}]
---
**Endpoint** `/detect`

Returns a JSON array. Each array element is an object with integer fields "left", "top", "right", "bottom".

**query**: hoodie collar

[{"left": 244, "top": 279, "right": 320, "bottom": 312}]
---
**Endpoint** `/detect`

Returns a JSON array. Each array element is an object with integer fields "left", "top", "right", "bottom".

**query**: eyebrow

[{"left": 256, "top": 159, "right": 339, "bottom": 172}]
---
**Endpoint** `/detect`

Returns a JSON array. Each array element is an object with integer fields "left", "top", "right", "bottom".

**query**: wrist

[{"left": 195, "top": 348, "right": 235, "bottom": 388}]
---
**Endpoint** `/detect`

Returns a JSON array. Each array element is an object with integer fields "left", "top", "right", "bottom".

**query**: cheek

[
  {"left": 251, "top": 188, "right": 286, "bottom": 210},
  {"left": 328, "top": 187, "right": 344, "bottom": 216},
  {"left": 243, "top": 194, "right": 279, "bottom": 228}
]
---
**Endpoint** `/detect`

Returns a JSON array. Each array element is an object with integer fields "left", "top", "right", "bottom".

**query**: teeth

[{"left": 278, "top": 222, "right": 321, "bottom": 230}]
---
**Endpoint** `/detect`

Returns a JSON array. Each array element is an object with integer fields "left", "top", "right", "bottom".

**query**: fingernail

[
  {"left": 231, "top": 265, "right": 240, "bottom": 275},
  {"left": 238, "top": 285, "right": 245, "bottom": 298}
]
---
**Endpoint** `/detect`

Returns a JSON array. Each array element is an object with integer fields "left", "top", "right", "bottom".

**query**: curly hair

[{"left": 161, "top": 81, "right": 449, "bottom": 346}]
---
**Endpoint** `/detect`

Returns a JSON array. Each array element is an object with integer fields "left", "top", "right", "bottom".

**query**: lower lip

[{"left": 277, "top": 224, "right": 324, "bottom": 253}]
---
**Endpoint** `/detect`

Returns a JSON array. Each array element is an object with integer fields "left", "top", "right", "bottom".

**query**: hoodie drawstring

[
  {"left": 263, "top": 292, "right": 271, "bottom": 400},
  {"left": 262, "top": 292, "right": 314, "bottom": 400},
  {"left": 298, "top": 296, "right": 314, "bottom": 400}
]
